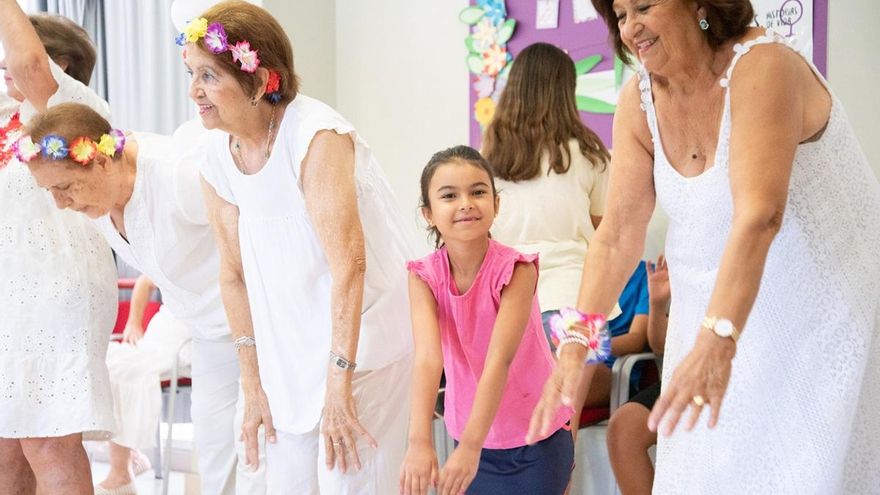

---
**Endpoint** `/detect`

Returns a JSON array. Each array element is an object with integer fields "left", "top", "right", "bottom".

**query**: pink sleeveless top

[{"left": 407, "top": 240, "right": 570, "bottom": 449}]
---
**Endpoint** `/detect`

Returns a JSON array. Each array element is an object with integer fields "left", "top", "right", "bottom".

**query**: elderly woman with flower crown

[
  {"left": 179, "top": 1, "right": 414, "bottom": 492},
  {"left": 21, "top": 98, "right": 268, "bottom": 494},
  {"left": 0, "top": 3, "right": 119, "bottom": 494}
]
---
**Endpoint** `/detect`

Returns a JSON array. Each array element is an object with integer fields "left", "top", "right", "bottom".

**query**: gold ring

[{"left": 692, "top": 395, "right": 706, "bottom": 407}]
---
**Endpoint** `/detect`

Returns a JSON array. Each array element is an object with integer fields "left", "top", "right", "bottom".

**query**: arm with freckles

[
  {"left": 648, "top": 45, "right": 813, "bottom": 434},
  {"left": 200, "top": 177, "right": 274, "bottom": 468},
  {"left": 300, "top": 129, "right": 375, "bottom": 472},
  {"left": 528, "top": 77, "right": 658, "bottom": 442},
  {"left": 0, "top": 0, "right": 58, "bottom": 108},
  {"left": 438, "top": 262, "right": 537, "bottom": 495}
]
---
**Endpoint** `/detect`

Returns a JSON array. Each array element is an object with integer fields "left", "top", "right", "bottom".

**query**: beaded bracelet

[
  {"left": 549, "top": 307, "right": 612, "bottom": 364},
  {"left": 233, "top": 336, "right": 256, "bottom": 351}
]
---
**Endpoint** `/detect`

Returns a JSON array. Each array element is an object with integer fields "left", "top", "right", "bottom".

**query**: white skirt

[{"left": 0, "top": 162, "right": 117, "bottom": 439}]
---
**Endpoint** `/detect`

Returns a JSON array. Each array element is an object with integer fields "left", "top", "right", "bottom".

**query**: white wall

[
  {"left": 827, "top": 0, "right": 880, "bottom": 176},
  {"left": 335, "top": 1, "right": 470, "bottom": 254},
  {"left": 264, "top": 0, "right": 336, "bottom": 106}
]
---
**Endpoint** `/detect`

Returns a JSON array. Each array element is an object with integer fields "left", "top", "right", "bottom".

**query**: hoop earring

[{"left": 699, "top": 18, "right": 709, "bottom": 31}]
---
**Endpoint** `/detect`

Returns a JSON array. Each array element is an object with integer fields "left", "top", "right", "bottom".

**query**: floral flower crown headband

[
  {"left": 14, "top": 131, "right": 126, "bottom": 166},
  {"left": 176, "top": 18, "right": 282, "bottom": 103}
]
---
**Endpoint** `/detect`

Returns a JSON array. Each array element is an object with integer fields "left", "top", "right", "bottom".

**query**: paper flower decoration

[
  {"left": 474, "top": 97, "right": 496, "bottom": 126},
  {"left": 482, "top": 44, "right": 508, "bottom": 76},
  {"left": 477, "top": 0, "right": 507, "bottom": 25},
  {"left": 13, "top": 136, "right": 40, "bottom": 162},
  {"left": 230, "top": 41, "right": 260, "bottom": 72},
  {"left": 69, "top": 137, "right": 97, "bottom": 165},
  {"left": 184, "top": 17, "right": 208, "bottom": 43},
  {"left": 204, "top": 22, "right": 229, "bottom": 54},
  {"left": 472, "top": 18, "right": 498, "bottom": 52},
  {"left": 474, "top": 74, "right": 495, "bottom": 98},
  {"left": 266, "top": 70, "right": 281, "bottom": 93},
  {"left": 175, "top": 32, "right": 187, "bottom": 46},
  {"left": 41, "top": 135, "right": 68, "bottom": 160}
]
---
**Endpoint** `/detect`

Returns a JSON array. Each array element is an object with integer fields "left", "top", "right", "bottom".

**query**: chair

[{"left": 114, "top": 279, "right": 192, "bottom": 493}]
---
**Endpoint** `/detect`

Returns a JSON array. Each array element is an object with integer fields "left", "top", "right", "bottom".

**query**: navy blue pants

[{"left": 464, "top": 427, "right": 574, "bottom": 494}]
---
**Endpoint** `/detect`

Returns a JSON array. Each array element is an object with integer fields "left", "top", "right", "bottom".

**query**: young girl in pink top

[{"left": 400, "top": 146, "right": 573, "bottom": 495}]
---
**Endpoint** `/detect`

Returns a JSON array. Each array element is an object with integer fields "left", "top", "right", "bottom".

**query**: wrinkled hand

[
  {"left": 241, "top": 382, "right": 276, "bottom": 470},
  {"left": 322, "top": 370, "right": 377, "bottom": 473},
  {"left": 525, "top": 343, "right": 584, "bottom": 444},
  {"left": 646, "top": 255, "right": 670, "bottom": 306},
  {"left": 438, "top": 443, "right": 480, "bottom": 495},
  {"left": 648, "top": 330, "right": 734, "bottom": 436},
  {"left": 121, "top": 324, "right": 144, "bottom": 346},
  {"left": 399, "top": 441, "right": 439, "bottom": 495}
]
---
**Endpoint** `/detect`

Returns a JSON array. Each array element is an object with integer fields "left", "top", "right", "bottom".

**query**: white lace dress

[
  {"left": 0, "top": 60, "right": 118, "bottom": 439},
  {"left": 642, "top": 32, "right": 880, "bottom": 493}
]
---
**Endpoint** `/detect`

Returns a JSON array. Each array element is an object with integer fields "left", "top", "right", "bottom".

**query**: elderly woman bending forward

[{"left": 182, "top": 1, "right": 414, "bottom": 492}]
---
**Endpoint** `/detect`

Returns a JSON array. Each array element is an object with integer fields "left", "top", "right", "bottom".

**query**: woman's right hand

[
  {"left": 399, "top": 441, "right": 439, "bottom": 495},
  {"left": 121, "top": 324, "right": 144, "bottom": 346},
  {"left": 241, "top": 382, "right": 276, "bottom": 470},
  {"left": 525, "top": 343, "right": 585, "bottom": 444}
]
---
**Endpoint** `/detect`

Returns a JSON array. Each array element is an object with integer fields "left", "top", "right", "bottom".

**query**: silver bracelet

[
  {"left": 233, "top": 336, "right": 256, "bottom": 351},
  {"left": 329, "top": 350, "right": 357, "bottom": 371}
]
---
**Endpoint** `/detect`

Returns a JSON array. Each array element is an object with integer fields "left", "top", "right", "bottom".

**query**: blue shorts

[{"left": 464, "top": 427, "right": 574, "bottom": 494}]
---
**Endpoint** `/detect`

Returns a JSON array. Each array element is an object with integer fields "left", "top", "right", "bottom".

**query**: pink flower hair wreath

[{"left": 177, "top": 18, "right": 282, "bottom": 104}]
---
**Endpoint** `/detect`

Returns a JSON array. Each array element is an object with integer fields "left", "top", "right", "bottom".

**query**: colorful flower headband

[
  {"left": 176, "top": 17, "right": 282, "bottom": 103},
  {"left": 14, "top": 130, "right": 126, "bottom": 166}
]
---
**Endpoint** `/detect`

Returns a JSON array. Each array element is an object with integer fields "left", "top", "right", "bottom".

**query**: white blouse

[
  {"left": 492, "top": 139, "right": 610, "bottom": 313},
  {"left": 94, "top": 132, "right": 228, "bottom": 341},
  {"left": 200, "top": 94, "right": 414, "bottom": 434}
]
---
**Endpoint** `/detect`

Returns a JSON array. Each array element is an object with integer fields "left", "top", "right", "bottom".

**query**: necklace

[{"left": 232, "top": 105, "right": 278, "bottom": 174}]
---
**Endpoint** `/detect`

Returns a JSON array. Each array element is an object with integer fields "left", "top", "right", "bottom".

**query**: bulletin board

[{"left": 463, "top": 0, "right": 828, "bottom": 149}]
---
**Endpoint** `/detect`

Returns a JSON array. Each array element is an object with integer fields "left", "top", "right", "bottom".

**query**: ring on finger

[{"left": 692, "top": 395, "right": 706, "bottom": 407}]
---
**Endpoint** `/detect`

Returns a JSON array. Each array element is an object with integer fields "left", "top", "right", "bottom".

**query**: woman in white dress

[
  {"left": 183, "top": 2, "right": 413, "bottom": 492},
  {"left": 21, "top": 103, "right": 267, "bottom": 495},
  {"left": 0, "top": 6, "right": 116, "bottom": 494},
  {"left": 528, "top": 1, "right": 880, "bottom": 493}
]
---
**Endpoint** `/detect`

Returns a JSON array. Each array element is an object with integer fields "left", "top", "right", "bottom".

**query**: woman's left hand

[
  {"left": 438, "top": 443, "right": 480, "bottom": 495},
  {"left": 322, "top": 369, "right": 377, "bottom": 473},
  {"left": 648, "top": 329, "right": 736, "bottom": 435}
]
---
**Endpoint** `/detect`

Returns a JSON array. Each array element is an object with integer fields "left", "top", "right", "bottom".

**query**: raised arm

[
  {"left": 648, "top": 44, "right": 819, "bottom": 435},
  {"left": 200, "top": 176, "right": 274, "bottom": 468},
  {"left": 528, "top": 77, "right": 657, "bottom": 441},
  {"left": 399, "top": 273, "right": 443, "bottom": 495},
  {"left": 0, "top": 0, "right": 58, "bottom": 108},
  {"left": 438, "top": 262, "right": 537, "bottom": 495},
  {"left": 300, "top": 129, "right": 373, "bottom": 472}
]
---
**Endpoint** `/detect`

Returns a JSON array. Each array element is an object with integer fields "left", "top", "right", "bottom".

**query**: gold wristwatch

[{"left": 701, "top": 316, "right": 740, "bottom": 343}]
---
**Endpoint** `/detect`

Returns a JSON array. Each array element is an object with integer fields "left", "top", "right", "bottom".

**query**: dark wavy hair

[
  {"left": 419, "top": 145, "right": 497, "bottom": 248},
  {"left": 591, "top": 0, "right": 754, "bottom": 65}
]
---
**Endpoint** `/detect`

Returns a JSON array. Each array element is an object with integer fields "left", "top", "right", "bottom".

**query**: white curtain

[{"left": 29, "top": 0, "right": 194, "bottom": 134}]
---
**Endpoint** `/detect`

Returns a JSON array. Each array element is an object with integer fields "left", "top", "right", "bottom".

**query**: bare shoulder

[{"left": 614, "top": 75, "right": 653, "bottom": 153}]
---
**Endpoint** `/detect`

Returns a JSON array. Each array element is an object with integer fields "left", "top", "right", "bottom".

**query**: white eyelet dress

[
  {"left": 0, "top": 60, "right": 117, "bottom": 439},
  {"left": 642, "top": 31, "right": 880, "bottom": 493}
]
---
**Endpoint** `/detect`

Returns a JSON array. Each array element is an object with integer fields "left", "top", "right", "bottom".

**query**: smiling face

[
  {"left": 28, "top": 155, "right": 117, "bottom": 218},
  {"left": 422, "top": 160, "right": 499, "bottom": 246},
  {"left": 612, "top": 0, "right": 704, "bottom": 74},
  {"left": 184, "top": 45, "right": 252, "bottom": 132}
]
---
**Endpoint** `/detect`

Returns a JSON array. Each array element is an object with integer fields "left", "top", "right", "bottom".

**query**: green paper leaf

[
  {"left": 576, "top": 96, "right": 616, "bottom": 114},
  {"left": 499, "top": 61, "right": 512, "bottom": 79},
  {"left": 467, "top": 54, "right": 484, "bottom": 74},
  {"left": 496, "top": 19, "right": 516, "bottom": 44},
  {"left": 465, "top": 36, "right": 479, "bottom": 54},
  {"left": 459, "top": 6, "right": 485, "bottom": 25},
  {"left": 574, "top": 54, "right": 602, "bottom": 75},
  {"left": 614, "top": 56, "right": 624, "bottom": 88}
]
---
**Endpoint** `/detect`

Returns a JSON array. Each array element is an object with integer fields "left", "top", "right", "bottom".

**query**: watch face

[{"left": 715, "top": 319, "right": 734, "bottom": 337}]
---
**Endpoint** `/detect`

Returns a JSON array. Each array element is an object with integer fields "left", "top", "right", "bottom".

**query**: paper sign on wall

[
  {"left": 572, "top": 0, "right": 598, "bottom": 23},
  {"left": 751, "top": 0, "right": 814, "bottom": 60},
  {"left": 536, "top": 0, "right": 559, "bottom": 29}
]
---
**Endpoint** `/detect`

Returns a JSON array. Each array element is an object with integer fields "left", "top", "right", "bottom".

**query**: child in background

[
  {"left": 400, "top": 146, "right": 573, "bottom": 495},
  {"left": 606, "top": 256, "right": 670, "bottom": 495}
]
